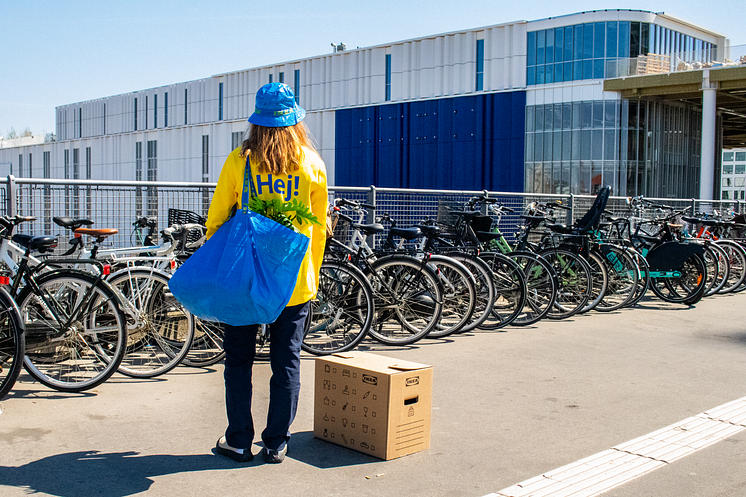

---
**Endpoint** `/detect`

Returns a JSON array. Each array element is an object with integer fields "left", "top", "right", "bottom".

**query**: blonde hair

[{"left": 241, "top": 122, "right": 317, "bottom": 175}]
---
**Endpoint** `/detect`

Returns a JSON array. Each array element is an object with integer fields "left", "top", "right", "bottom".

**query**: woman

[{"left": 207, "top": 83, "right": 327, "bottom": 463}]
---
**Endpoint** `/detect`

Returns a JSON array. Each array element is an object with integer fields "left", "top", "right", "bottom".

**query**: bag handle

[{"left": 241, "top": 156, "right": 259, "bottom": 213}]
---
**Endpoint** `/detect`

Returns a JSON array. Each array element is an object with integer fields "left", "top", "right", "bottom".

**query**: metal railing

[{"left": 2, "top": 176, "right": 742, "bottom": 253}]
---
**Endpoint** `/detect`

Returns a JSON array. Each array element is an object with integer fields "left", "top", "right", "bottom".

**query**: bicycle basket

[{"left": 168, "top": 208, "right": 207, "bottom": 254}]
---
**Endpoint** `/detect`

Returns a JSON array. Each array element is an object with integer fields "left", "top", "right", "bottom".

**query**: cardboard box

[{"left": 314, "top": 351, "right": 432, "bottom": 460}]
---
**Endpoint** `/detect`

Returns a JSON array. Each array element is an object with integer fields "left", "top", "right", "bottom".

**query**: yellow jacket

[{"left": 206, "top": 146, "right": 328, "bottom": 306}]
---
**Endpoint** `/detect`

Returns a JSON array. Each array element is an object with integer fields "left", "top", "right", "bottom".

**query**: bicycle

[
  {"left": 0, "top": 215, "right": 129, "bottom": 392},
  {"left": 0, "top": 284, "right": 24, "bottom": 400}
]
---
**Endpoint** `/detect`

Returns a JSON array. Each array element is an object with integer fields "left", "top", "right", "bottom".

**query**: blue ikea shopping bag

[{"left": 168, "top": 161, "right": 309, "bottom": 326}]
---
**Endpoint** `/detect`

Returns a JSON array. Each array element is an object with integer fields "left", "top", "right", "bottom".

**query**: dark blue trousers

[{"left": 223, "top": 301, "right": 310, "bottom": 451}]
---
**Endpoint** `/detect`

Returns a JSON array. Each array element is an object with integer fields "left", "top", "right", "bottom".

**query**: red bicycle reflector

[
  {"left": 103, "top": 264, "right": 111, "bottom": 275},
  {"left": 170, "top": 260, "right": 177, "bottom": 270},
  {"left": 0, "top": 276, "right": 9, "bottom": 285}
]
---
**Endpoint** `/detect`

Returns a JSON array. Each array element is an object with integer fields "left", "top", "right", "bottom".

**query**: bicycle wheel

[
  {"left": 443, "top": 252, "right": 495, "bottom": 333},
  {"left": 181, "top": 319, "right": 225, "bottom": 367},
  {"left": 650, "top": 252, "right": 707, "bottom": 304},
  {"left": 425, "top": 255, "right": 476, "bottom": 338},
  {"left": 579, "top": 251, "right": 608, "bottom": 313},
  {"left": 302, "top": 260, "right": 374, "bottom": 355},
  {"left": 108, "top": 268, "right": 195, "bottom": 378},
  {"left": 715, "top": 240, "right": 746, "bottom": 294},
  {"left": 478, "top": 252, "right": 527, "bottom": 330},
  {"left": 0, "top": 287, "right": 24, "bottom": 400},
  {"left": 539, "top": 248, "right": 592, "bottom": 320},
  {"left": 594, "top": 245, "right": 639, "bottom": 312},
  {"left": 366, "top": 255, "right": 443, "bottom": 346},
  {"left": 505, "top": 251, "right": 557, "bottom": 326},
  {"left": 625, "top": 248, "right": 650, "bottom": 307},
  {"left": 701, "top": 242, "right": 728, "bottom": 296},
  {"left": 21, "top": 270, "right": 128, "bottom": 392}
]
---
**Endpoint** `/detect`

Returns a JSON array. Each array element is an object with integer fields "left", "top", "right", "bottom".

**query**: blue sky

[{"left": 2, "top": 0, "right": 743, "bottom": 138}]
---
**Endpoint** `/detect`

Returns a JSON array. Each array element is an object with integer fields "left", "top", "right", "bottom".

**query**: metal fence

[{"left": 3, "top": 176, "right": 743, "bottom": 253}]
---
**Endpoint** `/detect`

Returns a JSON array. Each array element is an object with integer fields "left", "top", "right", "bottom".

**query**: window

[
  {"left": 722, "top": 190, "right": 730, "bottom": 200},
  {"left": 146, "top": 140, "right": 158, "bottom": 216},
  {"left": 136, "top": 142, "right": 143, "bottom": 215},
  {"left": 385, "top": 54, "right": 392, "bottom": 101},
  {"left": 294, "top": 70, "right": 300, "bottom": 104},
  {"left": 202, "top": 135, "right": 210, "bottom": 214},
  {"left": 18, "top": 154, "right": 22, "bottom": 178},
  {"left": 184, "top": 89, "right": 188, "bottom": 125},
  {"left": 201, "top": 135, "right": 209, "bottom": 180},
  {"left": 269, "top": 73, "right": 273, "bottom": 84},
  {"left": 724, "top": 164, "right": 734, "bottom": 174},
  {"left": 28, "top": 153, "right": 32, "bottom": 178},
  {"left": 164, "top": 92, "right": 168, "bottom": 127},
  {"left": 736, "top": 164, "right": 746, "bottom": 174},
  {"left": 86, "top": 147, "right": 91, "bottom": 180},
  {"left": 723, "top": 151, "right": 734, "bottom": 161},
  {"left": 231, "top": 131, "right": 243, "bottom": 151},
  {"left": 279, "top": 72, "right": 284, "bottom": 83},
  {"left": 43, "top": 151, "right": 50, "bottom": 179},
  {"left": 134, "top": 98, "right": 138, "bottom": 131},
  {"left": 737, "top": 152, "right": 746, "bottom": 162},
  {"left": 79, "top": 108, "right": 82, "bottom": 138},
  {"left": 145, "top": 96, "right": 149, "bottom": 130},
  {"left": 735, "top": 177, "right": 745, "bottom": 187},
  {"left": 724, "top": 178, "right": 732, "bottom": 187},
  {"left": 154, "top": 94, "right": 158, "bottom": 128},
  {"left": 476, "top": 39, "right": 484, "bottom": 91},
  {"left": 103, "top": 103, "right": 107, "bottom": 135},
  {"left": 219, "top": 82, "right": 224, "bottom": 121}
]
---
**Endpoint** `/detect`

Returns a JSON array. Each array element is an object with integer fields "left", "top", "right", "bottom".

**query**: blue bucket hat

[{"left": 248, "top": 83, "right": 306, "bottom": 127}]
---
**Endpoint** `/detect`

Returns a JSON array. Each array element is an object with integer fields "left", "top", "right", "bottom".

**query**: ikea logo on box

[{"left": 406, "top": 376, "right": 419, "bottom": 386}]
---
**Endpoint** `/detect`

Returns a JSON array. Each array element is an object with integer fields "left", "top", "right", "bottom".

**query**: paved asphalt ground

[{"left": 1, "top": 292, "right": 745, "bottom": 497}]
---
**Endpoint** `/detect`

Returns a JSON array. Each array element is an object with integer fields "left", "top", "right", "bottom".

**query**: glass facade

[
  {"left": 721, "top": 149, "right": 746, "bottom": 200},
  {"left": 525, "top": 98, "right": 704, "bottom": 198},
  {"left": 527, "top": 22, "right": 715, "bottom": 85}
]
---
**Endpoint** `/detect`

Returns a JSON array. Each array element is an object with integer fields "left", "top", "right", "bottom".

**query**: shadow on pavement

[
  {"left": 0, "top": 450, "right": 239, "bottom": 497},
  {"left": 286, "top": 431, "right": 379, "bottom": 468}
]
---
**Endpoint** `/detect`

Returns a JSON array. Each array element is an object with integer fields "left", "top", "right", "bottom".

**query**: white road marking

[{"left": 484, "top": 396, "right": 746, "bottom": 497}]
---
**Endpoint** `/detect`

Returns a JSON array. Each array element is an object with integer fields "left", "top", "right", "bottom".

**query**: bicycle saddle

[
  {"left": 545, "top": 223, "right": 576, "bottom": 235},
  {"left": 12, "top": 234, "right": 58, "bottom": 253},
  {"left": 350, "top": 223, "right": 385, "bottom": 235},
  {"left": 389, "top": 227, "right": 422, "bottom": 240},
  {"left": 53, "top": 217, "right": 94, "bottom": 229}
]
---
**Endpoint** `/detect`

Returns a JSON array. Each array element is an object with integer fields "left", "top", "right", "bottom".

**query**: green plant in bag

[{"left": 248, "top": 197, "right": 320, "bottom": 233}]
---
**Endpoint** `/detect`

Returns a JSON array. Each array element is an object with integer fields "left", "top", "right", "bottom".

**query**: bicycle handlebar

[{"left": 335, "top": 198, "right": 375, "bottom": 210}]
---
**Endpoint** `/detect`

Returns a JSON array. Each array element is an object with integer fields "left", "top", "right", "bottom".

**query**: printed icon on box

[
  {"left": 352, "top": 389, "right": 356, "bottom": 395},
  {"left": 362, "top": 424, "right": 368, "bottom": 433},
  {"left": 372, "top": 411, "right": 376, "bottom": 418},
  {"left": 371, "top": 445, "right": 375, "bottom": 451},
  {"left": 342, "top": 402, "right": 348, "bottom": 411},
  {"left": 331, "top": 416, "right": 336, "bottom": 422},
  {"left": 360, "top": 442, "right": 369, "bottom": 449},
  {"left": 351, "top": 422, "right": 355, "bottom": 428},
  {"left": 406, "top": 376, "right": 420, "bottom": 387},
  {"left": 333, "top": 368, "right": 337, "bottom": 374},
  {"left": 323, "top": 429, "right": 328, "bottom": 437},
  {"left": 373, "top": 395, "right": 377, "bottom": 400},
  {"left": 342, "top": 369, "right": 350, "bottom": 377},
  {"left": 323, "top": 397, "right": 330, "bottom": 405},
  {"left": 350, "top": 439, "right": 355, "bottom": 445},
  {"left": 342, "top": 418, "right": 348, "bottom": 428},
  {"left": 331, "top": 433, "right": 335, "bottom": 438},
  {"left": 323, "top": 414, "right": 329, "bottom": 421},
  {"left": 341, "top": 434, "right": 348, "bottom": 444},
  {"left": 371, "top": 428, "right": 376, "bottom": 435},
  {"left": 332, "top": 400, "right": 336, "bottom": 406},
  {"left": 362, "top": 374, "right": 378, "bottom": 385},
  {"left": 364, "top": 407, "right": 369, "bottom": 417},
  {"left": 342, "top": 385, "right": 350, "bottom": 395},
  {"left": 408, "top": 406, "right": 415, "bottom": 417},
  {"left": 363, "top": 391, "right": 370, "bottom": 399},
  {"left": 323, "top": 380, "right": 331, "bottom": 390},
  {"left": 325, "top": 365, "right": 330, "bottom": 373},
  {"left": 353, "top": 373, "right": 357, "bottom": 378}
]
